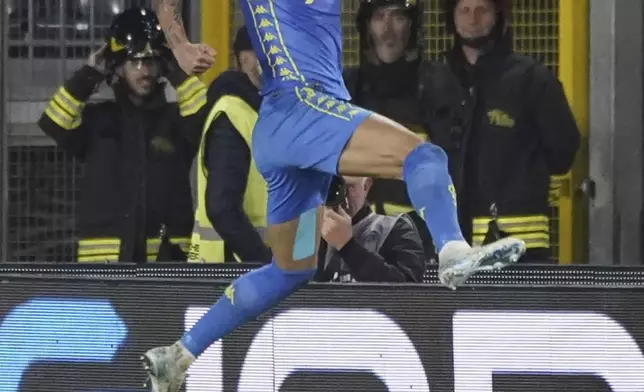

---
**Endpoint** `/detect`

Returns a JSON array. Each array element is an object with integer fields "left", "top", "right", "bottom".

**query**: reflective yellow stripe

[
  {"left": 187, "top": 238, "right": 225, "bottom": 263},
  {"left": 45, "top": 107, "right": 75, "bottom": 130},
  {"left": 45, "top": 93, "right": 82, "bottom": 130},
  {"left": 77, "top": 237, "right": 189, "bottom": 262},
  {"left": 381, "top": 203, "right": 414, "bottom": 216},
  {"left": 473, "top": 232, "right": 550, "bottom": 249},
  {"left": 77, "top": 254, "right": 120, "bottom": 262},
  {"left": 77, "top": 247, "right": 119, "bottom": 256},
  {"left": 472, "top": 216, "right": 549, "bottom": 233},
  {"left": 177, "top": 76, "right": 202, "bottom": 96},
  {"left": 550, "top": 175, "right": 565, "bottom": 189},
  {"left": 473, "top": 223, "right": 549, "bottom": 234},
  {"left": 173, "top": 237, "right": 191, "bottom": 253},
  {"left": 78, "top": 238, "right": 121, "bottom": 246},
  {"left": 473, "top": 224, "right": 548, "bottom": 235},
  {"left": 170, "top": 237, "right": 191, "bottom": 245},
  {"left": 147, "top": 239, "right": 161, "bottom": 256},
  {"left": 58, "top": 87, "right": 84, "bottom": 109},
  {"left": 179, "top": 83, "right": 206, "bottom": 104},
  {"left": 472, "top": 215, "right": 550, "bottom": 249},
  {"left": 473, "top": 215, "right": 549, "bottom": 225},
  {"left": 49, "top": 100, "right": 74, "bottom": 120},
  {"left": 53, "top": 88, "right": 84, "bottom": 115},
  {"left": 52, "top": 95, "right": 77, "bottom": 118},
  {"left": 47, "top": 101, "right": 81, "bottom": 128},
  {"left": 179, "top": 87, "right": 208, "bottom": 117},
  {"left": 549, "top": 175, "right": 565, "bottom": 207},
  {"left": 77, "top": 238, "right": 120, "bottom": 262}
]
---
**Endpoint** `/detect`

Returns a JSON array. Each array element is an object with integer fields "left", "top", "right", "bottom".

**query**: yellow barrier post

[
  {"left": 557, "top": 0, "right": 589, "bottom": 264},
  {"left": 200, "top": 1, "right": 230, "bottom": 85}
]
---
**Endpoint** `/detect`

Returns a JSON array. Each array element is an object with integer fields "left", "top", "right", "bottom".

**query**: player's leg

[
  {"left": 252, "top": 89, "right": 522, "bottom": 289},
  {"left": 338, "top": 112, "right": 525, "bottom": 288},
  {"left": 339, "top": 113, "right": 463, "bottom": 247},
  {"left": 141, "top": 170, "right": 327, "bottom": 392}
]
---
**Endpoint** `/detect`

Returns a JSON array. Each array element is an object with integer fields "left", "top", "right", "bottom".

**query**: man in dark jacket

[
  {"left": 423, "top": 0, "right": 580, "bottom": 262},
  {"left": 316, "top": 176, "right": 426, "bottom": 283},
  {"left": 188, "top": 27, "right": 272, "bottom": 263},
  {"left": 38, "top": 7, "right": 208, "bottom": 263},
  {"left": 343, "top": 0, "right": 435, "bottom": 260}
]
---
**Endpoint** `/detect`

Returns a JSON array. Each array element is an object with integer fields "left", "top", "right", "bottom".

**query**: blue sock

[
  {"left": 403, "top": 142, "right": 466, "bottom": 253},
  {"left": 181, "top": 260, "right": 316, "bottom": 357}
]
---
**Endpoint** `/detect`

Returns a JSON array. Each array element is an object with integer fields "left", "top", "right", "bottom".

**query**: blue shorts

[{"left": 252, "top": 85, "right": 372, "bottom": 224}]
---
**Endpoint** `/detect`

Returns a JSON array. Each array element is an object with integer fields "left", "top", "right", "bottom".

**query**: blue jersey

[{"left": 240, "top": 0, "right": 350, "bottom": 100}]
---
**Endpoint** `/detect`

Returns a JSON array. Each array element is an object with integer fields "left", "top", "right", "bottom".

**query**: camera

[{"left": 325, "top": 176, "right": 348, "bottom": 210}]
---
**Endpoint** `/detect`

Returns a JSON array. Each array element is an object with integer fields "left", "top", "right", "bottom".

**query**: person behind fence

[
  {"left": 316, "top": 176, "right": 426, "bottom": 283},
  {"left": 343, "top": 0, "right": 435, "bottom": 261},
  {"left": 421, "top": 0, "right": 580, "bottom": 262},
  {"left": 188, "top": 26, "right": 271, "bottom": 264},
  {"left": 37, "top": 7, "right": 208, "bottom": 263}
]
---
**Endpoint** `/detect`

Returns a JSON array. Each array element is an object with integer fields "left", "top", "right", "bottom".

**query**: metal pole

[
  {"left": 89, "top": 0, "right": 95, "bottom": 47},
  {"left": 60, "top": 0, "right": 66, "bottom": 78},
  {"left": 188, "top": 0, "right": 202, "bottom": 42},
  {"left": 589, "top": 0, "right": 644, "bottom": 265},
  {"left": 0, "top": 0, "right": 9, "bottom": 262}
]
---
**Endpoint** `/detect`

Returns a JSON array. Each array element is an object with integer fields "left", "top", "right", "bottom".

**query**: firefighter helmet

[{"left": 103, "top": 7, "right": 169, "bottom": 72}]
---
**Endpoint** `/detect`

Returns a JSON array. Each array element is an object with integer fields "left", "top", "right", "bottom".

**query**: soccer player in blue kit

[{"left": 143, "top": 1, "right": 526, "bottom": 391}]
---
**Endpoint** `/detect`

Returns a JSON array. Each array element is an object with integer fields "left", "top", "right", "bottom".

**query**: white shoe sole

[{"left": 439, "top": 238, "right": 525, "bottom": 290}]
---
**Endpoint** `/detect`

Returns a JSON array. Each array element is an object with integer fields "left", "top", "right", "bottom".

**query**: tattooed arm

[
  {"left": 152, "top": 0, "right": 216, "bottom": 74},
  {"left": 153, "top": 0, "right": 189, "bottom": 49}
]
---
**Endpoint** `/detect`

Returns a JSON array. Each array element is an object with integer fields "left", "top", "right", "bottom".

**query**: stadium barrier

[{"left": 1, "top": 263, "right": 643, "bottom": 392}]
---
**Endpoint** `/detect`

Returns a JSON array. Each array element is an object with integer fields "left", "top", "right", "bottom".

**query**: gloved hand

[{"left": 87, "top": 43, "right": 108, "bottom": 74}]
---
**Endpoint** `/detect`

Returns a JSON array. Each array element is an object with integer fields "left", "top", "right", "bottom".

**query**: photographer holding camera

[{"left": 316, "top": 176, "right": 426, "bottom": 283}]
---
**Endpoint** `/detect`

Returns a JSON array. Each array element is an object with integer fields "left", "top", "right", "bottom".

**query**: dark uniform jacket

[
  {"left": 38, "top": 65, "right": 206, "bottom": 263},
  {"left": 421, "top": 35, "right": 580, "bottom": 260},
  {"left": 344, "top": 56, "right": 436, "bottom": 260}
]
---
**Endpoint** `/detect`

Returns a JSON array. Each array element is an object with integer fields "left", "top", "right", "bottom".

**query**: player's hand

[
  {"left": 172, "top": 42, "right": 217, "bottom": 75},
  {"left": 321, "top": 206, "right": 353, "bottom": 250},
  {"left": 87, "top": 43, "right": 108, "bottom": 73}
]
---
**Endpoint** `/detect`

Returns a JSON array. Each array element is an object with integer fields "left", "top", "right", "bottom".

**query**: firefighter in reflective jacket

[
  {"left": 37, "top": 8, "right": 208, "bottom": 263},
  {"left": 188, "top": 27, "right": 271, "bottom": 263},
  {"left": 422, "top": 0, "right": 581, "bottom": 262},
  {"left": 343, "top": 0, "right": 435, "bottom": 259}
]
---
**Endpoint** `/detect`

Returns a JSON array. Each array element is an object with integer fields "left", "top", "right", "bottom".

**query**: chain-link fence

[{"left": 5, "top": 0, "right": 151, "bottom": 261}]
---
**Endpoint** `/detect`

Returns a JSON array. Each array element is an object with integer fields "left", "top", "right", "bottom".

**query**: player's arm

[
  {"left": 153, "top": 0, "right": 189, "bottom": 49},
  {"left": 152, "top": 0, "right": 216, "bottom": 75}
]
